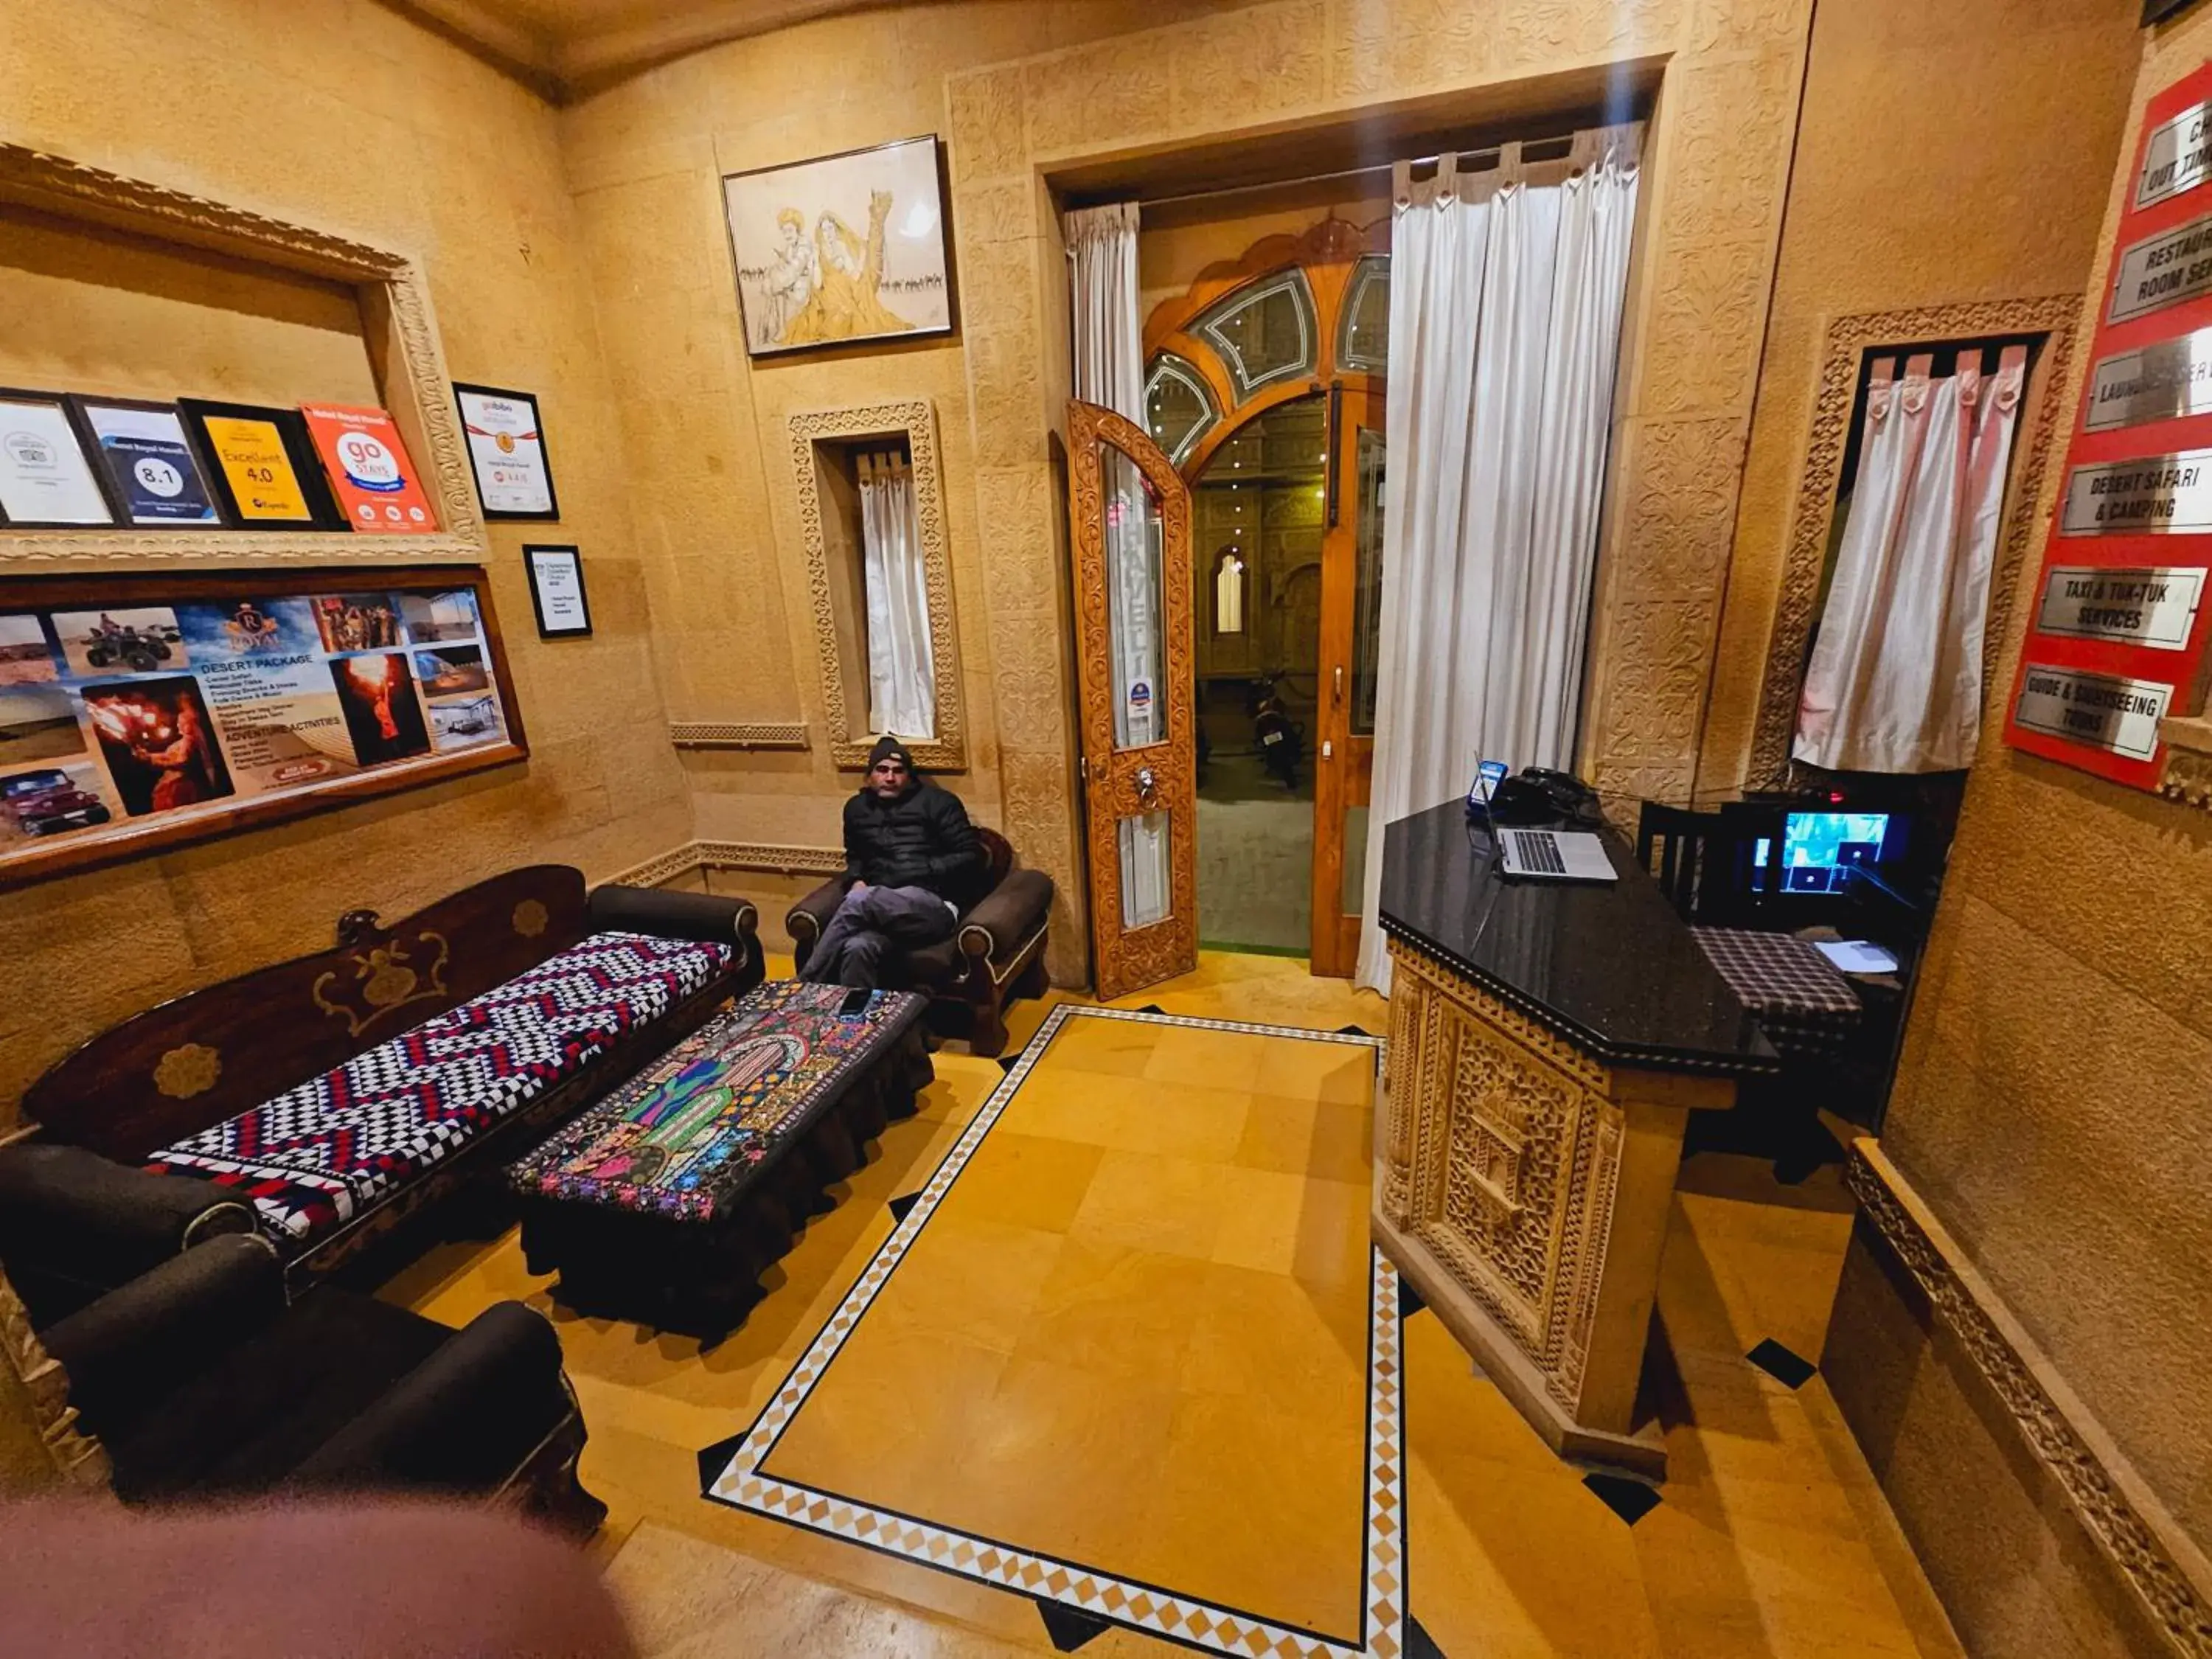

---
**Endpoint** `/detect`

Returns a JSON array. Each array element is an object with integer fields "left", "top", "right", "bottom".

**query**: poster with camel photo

[{"left": 723, "top": 136, "right": 953, "bottom": 358}]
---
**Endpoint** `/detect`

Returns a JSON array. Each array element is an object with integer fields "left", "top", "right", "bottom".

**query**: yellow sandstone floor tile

[{"left": 384, "top": 956, "right": 1965, "bottom": 1659}]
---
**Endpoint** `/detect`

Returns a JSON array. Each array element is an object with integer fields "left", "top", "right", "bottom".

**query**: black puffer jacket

[{"left": 842, "top": 780, "right": 984, "bottom": 908}]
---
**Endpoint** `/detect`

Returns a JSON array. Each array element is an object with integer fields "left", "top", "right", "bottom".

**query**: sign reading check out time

[{"left": 2006, "top": 60, "right": 2212, "bottom": 793}]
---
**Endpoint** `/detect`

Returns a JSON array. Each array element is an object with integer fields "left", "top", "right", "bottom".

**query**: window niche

[
  {"left": 0, "top": 144, "right": 485, "bottom": 568},
  {"left": 1747, "top": 296, "right": 2083, "bottom": 788},
  {"left": 788, "top": 400, "right": 964, "bottom": 771}
]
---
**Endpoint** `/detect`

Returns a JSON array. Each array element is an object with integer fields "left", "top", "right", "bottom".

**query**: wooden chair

[{"left": 1635, "top": 801, "right": 1731, "bottom": 920}]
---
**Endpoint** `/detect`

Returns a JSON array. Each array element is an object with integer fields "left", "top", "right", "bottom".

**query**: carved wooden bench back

[{"left": 24, "top": 866, "right": 589, "bottom": 1161}]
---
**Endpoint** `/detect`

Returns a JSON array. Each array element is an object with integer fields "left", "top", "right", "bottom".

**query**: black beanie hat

[{"left": 869, "top": 735, "right": 917, "bottom": 772}]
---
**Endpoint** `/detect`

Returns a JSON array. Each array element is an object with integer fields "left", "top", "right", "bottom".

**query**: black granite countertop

[{"left": 1379, "top": 801, "right": 1780, "bottom": 1077}]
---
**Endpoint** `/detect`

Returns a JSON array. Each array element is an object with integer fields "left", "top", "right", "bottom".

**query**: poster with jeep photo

[{"left": 0, "top": 580, "right": 521, "bottom": 877}]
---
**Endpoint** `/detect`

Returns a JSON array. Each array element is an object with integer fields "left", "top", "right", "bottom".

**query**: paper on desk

[{"left": 1814, "top": 939, "right": 1898, "bottom": 975}]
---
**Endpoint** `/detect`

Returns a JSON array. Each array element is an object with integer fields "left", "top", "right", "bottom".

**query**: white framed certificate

[
  {"left": 525, "top": 544, "right": 591, "bottom": 638},
  {"left": 0, "top": 389, "right": 114, "bottom": 526},
  {"left": 455, "top": 383, "right": 559, "bottom": 520}
]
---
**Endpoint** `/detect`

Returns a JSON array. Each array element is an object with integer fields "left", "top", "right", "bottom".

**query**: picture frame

[
  {"left": 0, "top": 564, "right": 526, "bottom": 891},
  {"left": 65, "top": 395, "right": 223, "bottom": 528},
  {"left": 0, "top": 386, "right": 115, "bottom": 529},
  {"left": 177, "top": 398, "right": 346, "bottom": 531},
  {"left": 453, "top": 382, "right": 560, "bottom": 521},
  {"left": 722, "top": 134, "right": 955, "bottom": 359},
  {"left": 524, "top": 544, "right": 592, "bottom": 638}
]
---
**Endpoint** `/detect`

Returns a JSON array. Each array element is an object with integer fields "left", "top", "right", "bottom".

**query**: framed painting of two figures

[{"left": 722, "top": 134, "right": 956, "bottom": 358}]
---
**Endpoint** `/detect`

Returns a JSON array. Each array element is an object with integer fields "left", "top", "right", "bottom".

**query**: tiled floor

[{"left": 383, "top": 953, "right": 1965, "bottom": 1659}]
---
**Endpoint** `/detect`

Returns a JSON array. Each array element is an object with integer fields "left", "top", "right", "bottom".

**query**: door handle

[{"left": 1333, "top": 665, "right": 1344, "bottom": 706}]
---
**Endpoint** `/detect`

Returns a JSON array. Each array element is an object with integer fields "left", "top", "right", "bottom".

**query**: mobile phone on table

[{"left": 837, "top": 987, "right": 872, "bottom": 1018}]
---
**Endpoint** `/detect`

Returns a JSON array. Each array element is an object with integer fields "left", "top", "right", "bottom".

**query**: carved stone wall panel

[
  {"left": 1590, "top": 598, "right": 1720, "bottom": 774},
  {"left": 946, "top": 68, "right": 1028, "bottom": 186},
  {"left": 1022, "top": 45, "right": 1172, "bottom": 161},
  {"left": 1324, "top": 0, "right": 1498, "bottom": 101},
  {"left": 1169, "top": 3, "right": 1327, "bottom": 133},
  {"left": 1641, "top": 239, "right": 1775, "bottom": 418},
  {"left": 1744, "top": 296, "right": 2082, "bottom": 787},
  {"left": 1611, "top": 417, "right": 1750, "bottom": 601},
  {"left": 952, "top": 178, "right": 1038, "bottom": 248},
  {"left": 1691, "top": 0, "right": 1807, "bottom": 54},
  {"left": 1390, "top": 940, "right": 1618, "bottom": 1413},
  {"left": 962, "top": 244, "right": 1044, "bottom": 354}
]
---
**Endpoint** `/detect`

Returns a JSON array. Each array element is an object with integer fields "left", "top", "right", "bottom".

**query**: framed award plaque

[
  {"left": 454, "top": 383, "right": 560, "bottom": 521},
  {"left": 0, "top": 388, "right": 114, "bottom": 528},
  {"left": 299, "top": 403, "right": 439, "bottom": 534},
  {"left": 524, "top": 544, "right": 591, "bottom": 638},
  {"left": 178, "top": 399, "right": 344, "bottom": 530},
  {"left": 66, "top": 396, "right": 222, "bottom": 527}
]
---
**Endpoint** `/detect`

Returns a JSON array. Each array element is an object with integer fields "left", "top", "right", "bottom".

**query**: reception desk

[{"left": 1374, "top": 801, "right": 1778, "bottom": 1478}]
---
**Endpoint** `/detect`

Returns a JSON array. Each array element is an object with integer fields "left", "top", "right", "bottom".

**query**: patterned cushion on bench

[
  {"left": 508, "top": 981, "right": 928, "bottom": 1223},
  {"left": 145, "top": 931, "right": 733, "bottom": 1246}
]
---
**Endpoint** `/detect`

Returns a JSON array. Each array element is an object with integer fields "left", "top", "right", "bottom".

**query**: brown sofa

[
  {"left": 7, "top": 866, "right": 762, "bottom": 1295},
  {"left": 785, "top": 825, "right": 1051, "bottom": 1057}
]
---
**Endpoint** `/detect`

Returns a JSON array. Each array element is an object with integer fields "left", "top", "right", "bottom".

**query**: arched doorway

[{"left": 1141, "top": 216, "right": 1388, "bottom": 975}]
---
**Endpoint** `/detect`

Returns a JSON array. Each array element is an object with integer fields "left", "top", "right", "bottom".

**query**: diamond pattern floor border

[{"left": 700, "top": 1004, "right": 1402, "bottom": 1658}]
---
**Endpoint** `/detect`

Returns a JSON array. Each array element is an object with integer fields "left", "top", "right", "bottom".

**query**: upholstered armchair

[
  {"left": 785, "top": 825, "right": 1052, "bottom": 1057},
  {"left": 19, "top": 1230, "right": 602, "bottom": 1529}
]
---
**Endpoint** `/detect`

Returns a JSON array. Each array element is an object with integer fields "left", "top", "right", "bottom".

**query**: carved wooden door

[
  {"left": 1310, "top": 382, "right": 1384, "bottom": 976},
  {"left": 1066, "top": 400, "right": 1198, "bottom": 1001}
]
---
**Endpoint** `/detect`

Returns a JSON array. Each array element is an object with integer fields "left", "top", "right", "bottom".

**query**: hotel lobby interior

[{"left": 2, "top": 3, "right": 2208, "bottom": 1657}]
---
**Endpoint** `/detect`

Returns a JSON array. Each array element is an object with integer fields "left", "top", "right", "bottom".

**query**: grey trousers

[{"left": 801, "top": 883, "right": 956, "bottom": 987}]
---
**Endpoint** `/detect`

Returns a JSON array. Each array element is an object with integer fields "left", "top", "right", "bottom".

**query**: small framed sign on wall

[
  {"left": 524, "top": 544, "right": 591, "bottom": 638},
  {"left": 454, "top": 383, "right": 560, "bottom": 520}
]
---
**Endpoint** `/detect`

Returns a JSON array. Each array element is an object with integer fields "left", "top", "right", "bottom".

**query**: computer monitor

[{"left": 1753, "top": 810, "right": 1895, "bottom": 894}]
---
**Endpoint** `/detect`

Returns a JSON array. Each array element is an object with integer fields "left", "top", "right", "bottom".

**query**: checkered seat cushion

[{"left": 145, "top": 931, "right": 732, "bottom": 1246}]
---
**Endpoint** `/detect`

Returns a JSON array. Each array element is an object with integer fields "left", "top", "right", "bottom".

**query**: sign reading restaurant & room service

[{"left": 2008, "top": 60, "right": 2212, "bottom": 792}]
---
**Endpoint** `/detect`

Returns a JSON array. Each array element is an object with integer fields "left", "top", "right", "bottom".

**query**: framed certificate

[
  {"left": 454, "top": 383, "right": 560, "bottom": 520},
  {"left": 0, "top": 388, "right": 114, "bottom": 527},
  {"left": 178, "top": 399, "right": 344, "bottom": 529},
  {"left": 299, "top": 403, "right": 439, "bottom": 534},
  {"left": 66, "top": 397, "right": 220, "bottom": 526},
  {"left": 524, "top": 544, "right": 591, "bottom": 638}
]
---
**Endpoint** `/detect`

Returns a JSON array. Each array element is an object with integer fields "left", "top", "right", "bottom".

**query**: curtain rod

[{"left": 1121, "top": 134, "right": 1578, "bottom": 213}]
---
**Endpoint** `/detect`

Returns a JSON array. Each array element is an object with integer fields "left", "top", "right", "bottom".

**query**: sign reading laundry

[
  {"left": 2110, "top": 212, "right": 2212, "bottom": 323},
  {"left": 2136, "top": 97, "right": 2212, "bottom": 209},
  {"left": 2060, "top": 450, "right": 2212, "bottom": 535},
  {"left": 2036, "top": 565, "right": 2206, "bottom": 647},
  {"left": 2013, "top": 666, "right": 2172, "bottom": 759},
  {"left": 2087, "top": 330, "right": 2212, "bottom": 431}
]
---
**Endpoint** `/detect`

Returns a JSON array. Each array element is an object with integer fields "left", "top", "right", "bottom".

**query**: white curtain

[
  {"left": 1355, "top": 127, "right": 1643, "bottom": 993},
  {"left": 858, "top": 453, "right": 934, "bottom": 739},
  {"left": 1793, "top": 347, "right": 2025, "bottom": 773},
  {"left": 1066, "top": 200, "right": 1170, "bottom": 928}
]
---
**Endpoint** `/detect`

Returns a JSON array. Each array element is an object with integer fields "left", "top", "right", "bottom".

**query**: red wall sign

[{"left": 2005, "top": 63, "right": 2212, "bottom": 788}]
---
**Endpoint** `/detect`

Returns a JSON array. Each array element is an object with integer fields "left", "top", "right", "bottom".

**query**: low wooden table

[{"left": 507, "top": 981, "right": 931, "bottom": 1340}]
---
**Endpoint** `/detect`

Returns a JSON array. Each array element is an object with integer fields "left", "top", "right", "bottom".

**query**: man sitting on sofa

[{"left": 801, "top": 737, "right": 984, "bottom": 989}]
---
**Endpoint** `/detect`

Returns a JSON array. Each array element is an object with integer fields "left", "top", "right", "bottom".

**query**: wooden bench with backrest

[{"left": 1, "top": 865, "right": 761, "bottom": 1304}]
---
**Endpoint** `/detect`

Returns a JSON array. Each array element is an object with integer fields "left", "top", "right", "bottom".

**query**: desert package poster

[{"left": 0, "top": 585, "right": 510, "bottom": 860}]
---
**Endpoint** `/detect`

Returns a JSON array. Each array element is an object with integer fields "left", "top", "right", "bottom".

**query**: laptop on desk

[
  {"left": 1468, "top": 761, "right": 1620, "bottom": 885},
  {"left": 1496, "top": 824, "right": 1619, "bottom": 883}
]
